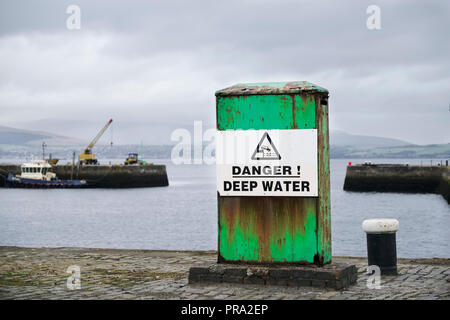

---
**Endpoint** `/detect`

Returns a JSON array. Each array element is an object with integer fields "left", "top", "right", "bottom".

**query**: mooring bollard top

[{"left": 362, "top": 219, "right": 399, "bottom": 234}]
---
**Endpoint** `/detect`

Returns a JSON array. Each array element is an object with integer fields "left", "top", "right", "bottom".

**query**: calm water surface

[{"left": 0, "top": 158, "right": 448, "bottom": 258}]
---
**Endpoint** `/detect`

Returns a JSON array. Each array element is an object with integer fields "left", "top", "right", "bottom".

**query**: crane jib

[{"left": 86, "top": 119, "right": 113, "bottom": 151}]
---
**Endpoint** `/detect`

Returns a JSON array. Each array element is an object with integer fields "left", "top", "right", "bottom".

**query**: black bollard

[{"left": 362, "top": 219, "right": 399, "bottom": 275}]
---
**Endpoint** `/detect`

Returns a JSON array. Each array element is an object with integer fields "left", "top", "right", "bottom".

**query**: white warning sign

[{"left": 216, "top": 129, "right": 318, "bottom": 197}]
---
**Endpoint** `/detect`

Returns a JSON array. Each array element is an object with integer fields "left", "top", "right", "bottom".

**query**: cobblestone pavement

[{"left": 0, "top": 247, "right": 448, "bottom": 300}]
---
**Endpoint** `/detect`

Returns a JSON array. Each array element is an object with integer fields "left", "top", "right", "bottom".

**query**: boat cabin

[{"left": 20, "top": 160, "right": 57, "bottom": 181}]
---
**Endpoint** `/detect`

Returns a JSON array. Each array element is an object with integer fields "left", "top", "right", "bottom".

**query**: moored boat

[{"left": 6, "top": 160, "right": 87, "bottom": 188}]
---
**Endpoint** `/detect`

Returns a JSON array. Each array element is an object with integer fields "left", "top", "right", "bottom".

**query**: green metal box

[{"left": 215, "top": 81, "right": 331, "bottom": 265}]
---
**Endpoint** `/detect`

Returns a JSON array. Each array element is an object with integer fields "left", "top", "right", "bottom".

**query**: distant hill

[
  {"left": 333, "top": 143, "right": 450, "bottom": 159},
  {"left": 0, "top": 125, "right": 83, "bottom": 146},
  {"left": 0, "top": 126, "right": 448, "bottom": 160},
  {"left": 0, "top": 125, "right": 52, "bottom": 145},
  {"left": 328, "top": 130, "right": 446, "bottom": 158},
  {"left": 330, "top": 131, "right": 449, "bottom": 158},
  {"left": 330, "top": 130, "right": 412, "bottom": 148}
]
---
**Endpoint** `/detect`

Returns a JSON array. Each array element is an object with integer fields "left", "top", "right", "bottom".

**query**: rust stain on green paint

[
  {"left": 269, "top": 213, "right": 317, "bottom": 262},
  {"left": 218, "top": 197, "right": 318, "bottom": 263}
]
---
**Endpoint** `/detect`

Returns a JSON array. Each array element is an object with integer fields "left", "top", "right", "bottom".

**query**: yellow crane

[{"left": 79, "top": 119, "right": 113, "bottom": 165}]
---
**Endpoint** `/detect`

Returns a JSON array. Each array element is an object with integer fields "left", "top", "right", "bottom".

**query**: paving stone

[{"left": 0, "top": 247, "right": 448, "bottom": 300}]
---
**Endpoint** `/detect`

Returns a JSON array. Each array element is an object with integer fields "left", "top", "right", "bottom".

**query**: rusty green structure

[{"left": 216, "top": 81, "right": 331, "bottom": 266}]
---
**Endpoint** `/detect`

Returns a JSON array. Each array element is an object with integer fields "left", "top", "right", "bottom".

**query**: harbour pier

[{"left": 344, "top": 164, "right": 450, "bottom": 203}]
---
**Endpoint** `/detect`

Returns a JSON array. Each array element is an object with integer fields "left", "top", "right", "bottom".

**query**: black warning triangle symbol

[{"left": 251, "top": 132, "right": 281, "bottom": 160}]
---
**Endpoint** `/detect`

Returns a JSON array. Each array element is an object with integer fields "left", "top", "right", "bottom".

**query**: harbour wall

[
  {"left": 344, "top": 164, "right": 449, "bottom": 203},
  {"left": 0, "top": 163, "right": 169, "bottom": 188}
]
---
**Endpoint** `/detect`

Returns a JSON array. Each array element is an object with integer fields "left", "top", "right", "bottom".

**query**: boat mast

[{"left": 42, "top": 142, "right": 47, "bottom": 160}]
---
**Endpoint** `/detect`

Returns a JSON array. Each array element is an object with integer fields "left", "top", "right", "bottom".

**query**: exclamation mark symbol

[{"left": 297, "top": 166, "right": 301, "bottom": 177}]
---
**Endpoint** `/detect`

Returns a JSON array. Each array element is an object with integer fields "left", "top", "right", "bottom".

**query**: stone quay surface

[{"left": 0, "top": 246, "right": 448, "bottom": 300}]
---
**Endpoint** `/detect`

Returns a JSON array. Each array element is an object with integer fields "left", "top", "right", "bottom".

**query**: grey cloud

[{"left": 0, "top": 0, "right": 448, "bottom": 144}]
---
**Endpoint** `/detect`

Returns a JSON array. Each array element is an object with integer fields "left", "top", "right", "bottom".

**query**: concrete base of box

[{"left": 188, "top": 263, "right": 357, "bottom": 290}]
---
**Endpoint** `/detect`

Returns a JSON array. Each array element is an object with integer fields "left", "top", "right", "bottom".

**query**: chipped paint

[{"left": 215, "top": 81, "right": 329, "bottom": 97}]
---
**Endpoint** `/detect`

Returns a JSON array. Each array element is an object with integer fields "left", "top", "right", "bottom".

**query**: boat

[{"left": 6, "top": 160, "right": 87, "bottom": 188}]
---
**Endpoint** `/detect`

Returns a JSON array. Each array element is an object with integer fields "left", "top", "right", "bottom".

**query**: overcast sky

[{"left": 0, "top": 0, "right": 449, "bottom": 145}]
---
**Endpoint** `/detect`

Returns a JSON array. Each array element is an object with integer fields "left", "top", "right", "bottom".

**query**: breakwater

[
  {"left": 344, "top": 164, "right": 449, "bottom": 203},
  {"left": 0, "top": 163, "right": 169, "bottom": 188}
]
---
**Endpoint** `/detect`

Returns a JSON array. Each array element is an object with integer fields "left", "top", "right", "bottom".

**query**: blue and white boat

[{"left": 6, "top": 160, "right": 87, "bottom": 188}]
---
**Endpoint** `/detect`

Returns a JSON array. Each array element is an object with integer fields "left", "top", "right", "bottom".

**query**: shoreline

[{"left": 1, "top": 245, "right": 449, "bottom": 264}]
